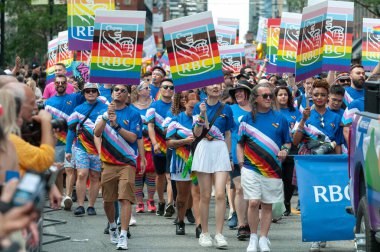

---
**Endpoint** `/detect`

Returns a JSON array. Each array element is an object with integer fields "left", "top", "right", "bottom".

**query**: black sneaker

[
  {"left": 104, "top": 223, "right": 110, "bottom": 234},
  {"left": 185, "top": 209, "right": 195, "bottom": 224},
  {"left": 237, "top": 225, "right": 250, "bottom": 240},
  {"left": 176, "top": 221, "right": 185, "bottom": 235},
  {"left": 87, "top": 206, "right": 97, "bottom": 216},
  {"left": 195, "top": 224, "right": 202, "bottom": 238},
  {"left": 173, "top": 217, "right": 178, "bottom": 225},
  {"left": 72, "top": 189, "right": 77, "bottom": 203},
  {"left": 164, "top": 204, "right": 175, "bottom": 218},
  {"left": 74, "top": 206, "right": 85, "bottom": 216},
  {"left": 156, "top": 202, "right": 165, "bottom": 216}
]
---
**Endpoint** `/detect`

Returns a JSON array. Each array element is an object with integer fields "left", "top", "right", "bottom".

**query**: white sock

[
  {"left": 109, "top": 222, "right": 117, "bottom": 229},
  {"left": 120, "top": 230, "right": 127, "bottom": 237},
  {"left": 251, "top": 233, "right": 258, "bottom": 239}
]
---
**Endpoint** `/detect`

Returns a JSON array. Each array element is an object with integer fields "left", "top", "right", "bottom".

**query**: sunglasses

[
  {"left": 338, "top": 78, "right": 350, "bottom": 83},
  {"left": 114, "top": 87, "right": 128, "bottom": 93},
  {"left": 84, "top": 89, "right": 98, "bottom": 94},
  {"left": 55, "top": 81, "right": 67, "bottom": 85},
  {"left": 162, "top": 85, "right": 174, "bottom": 90},
  {"left": 313, "top": 93, "right": 327, "bottom": 98},
  {"left": 260, "top": 93, "right": 274, "bottom": 100}
]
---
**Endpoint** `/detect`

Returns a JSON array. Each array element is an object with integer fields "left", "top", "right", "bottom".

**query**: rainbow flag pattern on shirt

[
  {"left": 321, "top": 1, "right": 353, "bottom": 72},
  {"left": 217, "top": 18, "right": 240, "bottom": 44},
  {"left": 146, "top": 107, "right": 167, "bottom": 155},
  {"left": 266, "top": 18, "right": 281, "bottom": 73},
  {"left": 46, "top": 38, "right": 59, "bottom": 84},
  {"left": 67, "top": 0, "right": 115, "bottom": 51},
  {"left": 162, "top": 11, "right": 224, "bottom": 93},
  {"left": 362, "top": 18, "right": 380, "bottom": 71},
  {"left": 215, "top": 25, "right": 237, "bottom": 47},
  {"left": 89, "top": 10, "right": 146, "bottom": 85},
  {"left": 277, "top": 12, "right": 302, "bottom": 74},
  {"left": 57, "top": 31, "right": 74, "bottom": 77},
  {"left": 219, "top": 44, "right": 245, "bottom": 73},
  {"left": 238, "top": 122, "right": 282, "bottom": 179}
]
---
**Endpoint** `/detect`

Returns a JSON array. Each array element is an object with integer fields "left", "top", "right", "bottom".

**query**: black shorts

[
  {"left": 230, "top": 164, "right": 241, "bottom": 179},
  {"left": 166, "top": 149, "right": 172, "bottom": 174},
  {"left": 153, "top": 155, "right": 167, "bottom": 175}
]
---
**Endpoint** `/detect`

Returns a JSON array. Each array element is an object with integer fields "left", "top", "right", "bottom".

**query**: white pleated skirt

[{"left": 191, "top": 139, "right": 232, "bottom": 173}]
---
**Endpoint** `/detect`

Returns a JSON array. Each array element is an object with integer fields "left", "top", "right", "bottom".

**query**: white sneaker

[
  {"left": 62, "top": 196, "right": 73, "bottom": 211},
  {"left": 199, "top": 233, "right": 213, "bottom": 247},
  {"left": 309, "top": 242, "right": 320, "bottom": 252},
  {"left": 214, "top": 233, "right": 228, "bottom": 249},
  {"left": 129, "top": 215, "right": 136, "bottom": 226},
  {"left": 109, "top": 228, "right": 119, "bottom": 244},
  {"left": 116, "top": 235, "right": 128, "bottom": 250},
  {"left": 258, "top": 236, "right": 271, "bottom": 252},
  {"left": 247, "top": 234, "right": 258, "bottom": 252}
]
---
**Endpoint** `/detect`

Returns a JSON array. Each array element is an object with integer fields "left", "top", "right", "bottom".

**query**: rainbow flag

[
  {"left": 46, "top": 38, "right": 58, "bottom": 84},
  {"left": 295, "top": 2, "right": 325, "bottom": 82},
  {"left": 362, "top": 18, "right": 380, "bottom": 71},
  {"left": 266, "top": 18, "right": 281, "bottom": 73},
  {"left": 277, "top": 12, "right": 302, "bottom": 74},
  {"left": 162, "top": 11, "right": 224, "bottom": 93},
  {"left": 75, "top": 50, "right": 91, "bottom": 63},
  {"left": 89, "top": 10, "right": 146, "bottom": 85},
  {"left": 373, "top": 25, "right": 380, "bottom": 35},
  {"left": 215, "top": 25, "right": 237, "bottom": 47},
  {"left": 217, "top": 18, "right": 240, "bottom": 44},
  {"left": 321, "top": 1, "right": 354, "bottom": 72},
  {"left": 57, "top": 31, "right": 74, "bottom": 77},
  {"left": 219, "top": 44, "right": 245, "bottom": 73},
  {"left": 67, "top": 0, "right": 115, "bottom": 51}
]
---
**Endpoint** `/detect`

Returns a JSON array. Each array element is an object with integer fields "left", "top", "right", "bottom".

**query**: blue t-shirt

[
  {"left": 343, "top": 86, "right": 364, "bottom": 107},
  {"left": 66, "top": 100, "right": 108, "bottom": 154},
  {"left": 146, "top": 99, "right": 172, "bottom": 156},
  {"left": 45, "top": 93, "right": 85, "bottom": 146},
  {"left": 342, "top": 97, "right": 364, "bottom": 126},
  {"left": 98, "top": 85, "right": 112, "bottom": 103},
  {"left": 166, "top": 112, "right": 193, "bottom": 175},
  {"left": 193, "top": 101, "right": 234, "bottom": 141},
  {"left": 327, "top": 107, "right": 344, "bottom": 120},
  {"left": 94, "top": 105, "right": 142, "bottom": 166},
  {"left": 294, "top": 94, "right": 314, "bottom": 114},
  {"left": 279, "top": 107, "right": 301, "bottom": 129},
  {"left": 130, "top": 104, "right": 151, "bottom": 151},
  {"left": 294, "top": 108, "right": 343, "bottom": 145},
  {"left": 237, "top": 110, "right": 291, "bottom": 178},
  {"left": 199, "top": 90, "right": 207, "bottom": 101},
  {"left": 149, "top": 84, "right": 160, "bottom": 101},
  {"left": 230, "top": 104, "right": 250, "bottom": 164}
]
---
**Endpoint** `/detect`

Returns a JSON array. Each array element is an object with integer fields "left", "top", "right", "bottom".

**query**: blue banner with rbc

[{"left": 295, "top": 155, "right": 355, "bottom": 242}]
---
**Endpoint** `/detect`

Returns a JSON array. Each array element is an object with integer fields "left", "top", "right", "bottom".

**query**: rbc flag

[{"left": 295, "top": 155, "right": 355, "bottom": 242}]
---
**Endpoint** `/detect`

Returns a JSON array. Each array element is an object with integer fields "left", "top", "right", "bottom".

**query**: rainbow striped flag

[
  {"left": 266, "top": 18, "right": 281, "bottom": 73},
  {"left": 219, "top": 44, "right": 245, "bottom": 73},
  {"left": 295, "top": 2, "right": 325, "bottom": 82},
  {"left": 75, "top": 50, "right": 91, "bottom": 63},
  {"left": 321, "top": 1, "right": 353, "bottom": 72},
  {"left": 215, "top": 25, "right": 237, "bottom": 47},
  {"left": 67, "top": 0, "right": 115, "bottom": 51},
  {"left": 217, "top": 18, "right": 240, "bottom": 44},
  {"left": 57, "top": 31, "right": 74, "bottom": 77},
  {"left": 277, "top": 12, "right": 302, "bottom": 74},
  {"left": 46, "top": 38, "right": 58, "bottom": 84},
  {"left": 162, "top": 11, "right": 224, "bottom": 93},
  {"left": 373, "top": 25, "right": 380, "bottom": 35},
  {"left": 362, "top": 18, "right": 380, "bottom": 71},
  {"left": 89, "top": 10, "right": 146, "bottom": 85}
]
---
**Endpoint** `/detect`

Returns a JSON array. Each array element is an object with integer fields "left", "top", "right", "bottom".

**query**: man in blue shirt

[{"left": 344, "top": 64, "right": 365, "bottom": 107}]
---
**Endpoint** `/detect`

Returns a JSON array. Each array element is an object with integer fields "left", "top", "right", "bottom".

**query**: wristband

[
  {"left": 281, "top": 145, "right": 290, "bottom": 153},
  {"left": 112, "top": 124, "right": 121, "bottom": 132},
  {"left": 102, "top": 112, "right": 109, "bottom": 121}
]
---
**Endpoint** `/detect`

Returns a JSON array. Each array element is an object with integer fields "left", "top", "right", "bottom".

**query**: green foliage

[{"left": 3, "top": 0, "right": 67, "bottom": 67}]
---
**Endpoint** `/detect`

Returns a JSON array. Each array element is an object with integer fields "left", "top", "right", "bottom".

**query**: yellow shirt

[{"left": 9, "top": 134, "right": 55, "bottom": 176}]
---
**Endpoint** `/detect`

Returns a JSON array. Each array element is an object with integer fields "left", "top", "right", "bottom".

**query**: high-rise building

[{"left": 168, "top": 0, "right": 208, "bottom": 20}]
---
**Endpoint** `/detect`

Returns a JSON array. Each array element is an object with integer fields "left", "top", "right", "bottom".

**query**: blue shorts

[{"left": 74, "top": 147, "right": 101, "bottom": 172}]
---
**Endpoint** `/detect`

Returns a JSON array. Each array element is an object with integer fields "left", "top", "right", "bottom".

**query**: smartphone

[{"left": 12, "top": 173, "right": 44, "bottom": 210}]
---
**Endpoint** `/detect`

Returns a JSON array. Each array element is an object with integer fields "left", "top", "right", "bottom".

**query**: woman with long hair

[
  {"left": 275, "top": 86, "right": 301, "bottom": 216},
  {"left": 192, "top": 83, "right": 234, "bottom": 249},
  {"left": 130, "top": 82, "right": 157, "bottom": 213},
  {"left": 166, "top": 92, "right": 199, "bottom": 235}
]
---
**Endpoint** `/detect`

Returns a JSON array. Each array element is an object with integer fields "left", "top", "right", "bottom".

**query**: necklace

[{"left": 319, "top": 116, "right": 325, "bottom": 128}]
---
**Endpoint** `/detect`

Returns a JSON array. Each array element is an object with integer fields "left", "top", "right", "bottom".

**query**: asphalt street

[{"left": 42, "top": 195, "right": 355, "bottom": 252}]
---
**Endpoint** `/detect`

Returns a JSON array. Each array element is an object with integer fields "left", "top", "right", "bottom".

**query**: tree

[{"left": 3, "top": 0, "right": 67, "bottom": 67}]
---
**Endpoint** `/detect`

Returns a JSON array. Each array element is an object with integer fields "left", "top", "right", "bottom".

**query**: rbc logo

[{"left": 313, "top": 185, "right": 350, "bottom": 202}]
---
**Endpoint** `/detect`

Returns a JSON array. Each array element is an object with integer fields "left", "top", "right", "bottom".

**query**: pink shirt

[{"left": 43, "top": 82, "right": 75, "bottom": 99}]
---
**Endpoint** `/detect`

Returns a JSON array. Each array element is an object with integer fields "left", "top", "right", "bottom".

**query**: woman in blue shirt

[{"left": 275, "top": 86, "right": 301, "bottom": 216}]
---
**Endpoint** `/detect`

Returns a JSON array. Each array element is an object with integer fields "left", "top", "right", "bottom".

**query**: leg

[
  {"left": 146, "top": 172, "right": 156, "bottom": 200},
  {"left": 166, "top": 173, "right": 173, "bottom": 205},
  {"left": 259, "top": 203, "right": 273, "bottom": 237},
  {"left": 197, "top": 172, "right": 213, "bottom": 234},
  {"left": 104, "top": 201, "right": 116, "bottom": 223},
  {"left": 282, "top": 158, "right": 295, "bottom": 214},
  {"left": 247, "top": 200, "right": 261, "bottom": 234},
  {"left": 65, "top": 167, "right": 75, "bottom": 197},
  {"left": 227, "top": 176, "right": 236, "bottom": 213},
  {"left": 191, "top": 184, "right": 201, "bottom": 226},
  {"left": 176, "top": 181, "right": 191, "bottom": 222},
  {"left": 156, "top": 174, "right": 166, "bottom": 203},
  {"left": 55, "top": 166, "right": 64, "bottom": 195},
  {"left": 233, "top": 176, "right": 248, "bottom": 227},
  {"left": 134, "top": 172, "right": 144, "bottom": 203},
  {"left": 88, "top": 170, "right": 100, "bottom": 207},
  {"left": 214, "top": 172, "right": 229, "bottom": 234},
  {"left": 119, "top": 199, "right": 132, "bottom": 231},
  {"left": 76, "top": 168, "right": 89, "bottom": 207}
]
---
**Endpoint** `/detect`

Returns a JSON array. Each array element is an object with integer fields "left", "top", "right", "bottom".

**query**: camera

[
  {"left": 51, "top": 117, "right": 68, "bottom": 131},
  {"left": 311, "top": 142, "right": 334, "bottom": 155}
]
